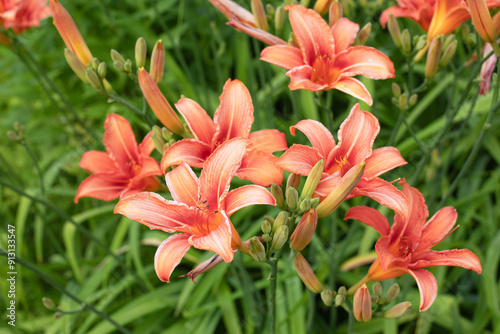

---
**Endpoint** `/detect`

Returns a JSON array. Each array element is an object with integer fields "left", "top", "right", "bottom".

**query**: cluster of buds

[
  {"left": 320, "top": 286, "right": 348, "bottom": 307},
  {"left": 151, "top": 126, "right": 175, "bottom": 154},
  {"left": 387, "top": 14, "right": 413, "bottom": 56},
  {"left": 7, "top": 122, "right": 25, "bottom": 144},
  {"left": 111, "top": 49, "right": 134, "bottom": 79},
  {"left": 391, "top": 83, "right": 417, "bottom": 111},
  {"left": 84, "top": 57, "right": 110, "bottom": 93},
  {"left": 425, "top": 34, "right": 458, "bottom": 80}
]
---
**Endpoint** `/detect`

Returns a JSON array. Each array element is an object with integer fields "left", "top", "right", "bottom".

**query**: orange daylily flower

[
  {"left": 74, "top": 114, "right": 162, "bottom": 203},
  {"left": 277, "top": 103, "right": 409, "bottom": 218},
  {"left": 49, "top": 0, "right": 93, "bottom": 67},
  {"left": 345, "top": 179, "right": 482, "bottom": 311},
  {"left": 0, "top": 0, "right": 51, "bottom": 34},
  {"left": 467, "top": 0, "right": 497, "bottom": 42},
  {"left": 160, "top": 79, "right": 288, "bottom": 187},
  {"left": 380, "top": 0, "right": 436, "bottom": 32},
  {"left": 114, "top": 139, "right": 277, "bottom": 282},
  {"left": 260, "top": 5, "right": 395, "bottom": 105}
]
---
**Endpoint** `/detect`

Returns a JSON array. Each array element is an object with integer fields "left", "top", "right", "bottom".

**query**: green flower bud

[
  {"left": 266, "top": 3, "right": 275, "bottom": 17},
  {"left": 261, "top": 219, "right": 272, "bottom": 234},
  {"left": 113, "top": 60, "right": 125, "bottom": 73},
  {"left": 249, "top": 237, "right": 267, "bottom": 262},
  {"left": 387, "top": 14, "right": 402, "bottom": 49},
  {"left": 271, "top": 225, "right": 288, "bottom": 251},
  {"left": 53, "top": 311, "right": 62, "bottom": 319},
  {"left": 123, "top": 59, "right": 132, "bottom": 73},
  {"left": 42, "top": 297, "right": 56, "bottom": 310},
  {"left": 391, "top": 82, "right": 401, "bottom": 98},
  {"left": 272, "top": 211, "right": 289, "bottom": 232},
  {"left": 439, "top": 39, "right": 457, "bottom": 67},
  {"left": 64, "top": 49, "right": 88, "bottom": 83},
  {"left": 321, "top": 289, "right": 335, "bottom": 306},
  {"left": 384, "top": 283, "right": 400, "bottom": 304},
  {"left": 286, "top": 186, "right": 299, "bottom": 211},
  {"left": 357, "top": 22, "right": 371, "bottom": 45},
  {"left": 274, "top": 5, "right": 285, "bottom": 33},
  {"left": 371, "top": 295, "right": 380, "bottom": 304},
  {"left": 425, "top": 35, "right": 443, "bottom": 80},
  {"left": 161, "top": 127, "right": 173, "bottom": 140},
  {"left": 97, "top": 62, "right": 107, "bottom": 78},
  {"left": 372, "top": 282, "right": 382, "bottom": 297},
  {"left": 286, "top": 173, "right": 301, "bottom": 191},
  {"left": 300, "top": 159, "right": 324, "bottom": 201},
  {"left": 409, "top": 94, "right": 418, "bottom": 108},
  {"left": 110, "top": 49, "right": 125, "bottom": 63},
  {"left": 85, "top": 68, "right": 102, "bottom": 91},
  {"left": 310, "top": 197, "right": 320, "bottom": 208},
  {"left": 299, "top": 196, "right": 312, "bottom": 213},
  {"left": 270, "top": 184, "right": 285, "bottom": 209},
  {"left": 398, "top": 93, "right": 408, "bottom": 111},
  {"left": 335, "top": 294, "right": 346, "bottom": 306},
  {"left": 135, "top": 37, "right": 147, "bottom": 68},
  {"left": 338, "top": 286, "right": 347, "bottom": 295},
  {"left": 262, "top": 233, "right": 272, "bottom": 242},
  {"left": 401, "top": 29, "right": 412, "bottom": 55},
  {"left": 384, "top": 301, "right": 412, "bottom": 319}
]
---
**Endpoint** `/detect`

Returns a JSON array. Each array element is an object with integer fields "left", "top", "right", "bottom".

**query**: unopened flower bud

[
  {"left": 469, "top": 33, "right": 477, "bottom": 47},
  {"left": 261, "top": 219, "right": 272, "bottom": 234},
  {"left": 102, "top": 79, "right": 115, "bottom": 94},
  {"left": 152, "top": 131, "right": 166, "bottom": 154},
  {"left": 294, "top": 252, "right": 323, "bottom": 293},
  {"left": 85, "top": 68, "right": 102, "bottom": 90},
  {"left": 398, "top": 93, "right": 408, "bottom": 111},
  {"left": 290, "top": 209, "right": 317, "bottom": 251},
  {"left": 328, "top": 1, "right": 343, "bottom": 27},
  {"left": 266, "top": 3, "right": 275, "bottom": 17},
  {"left": 425, "top": 35, "right": 443, "bottom": 80},
  {"left": 335, "top": 294, "right": 346, "bottom": 306},
  {"left": 113, "top": 60, "right": 125, "bottom": 73},
  {"left": 150, "top": 40, "right": 165, "bottom": 83},
  {"left": 161, "top": 127, "right": 173, "bottom": 140},
  {"left": 371, "top": 295, "right": 380, "bottom": 304},
  {"left": 391, "top": 82, "right": 401, "bottom": 98},
  {"left": 409, "top": 94, "right": 418, "bottom": 108},
  {"left": 262, "top": 233, "right": 272, "bottom": 242},
  {"left": 388, "top": 14, "right": 402, "bottom": 49},
  {"left": 439, "top": 39, "right": 457, "bottom": 67},
  {"left": 53, "top": 311, "right": 62, "bottom": 319},
  {"left": 274, "top": 6, "right": 285, "bottom": 33},
  {"left": 64, "top": 49, "right": 88, "bottom": 83},
  {"left": 314, "top": 0, "right": 334, "bottom": 16},
  {"left": 92, "top": 57, "right": 100, "bottom": 71},
  {"left": 316, "top": 161, "right": 364, "bottom": 218},
  {"left": 135, "top": 37, "right": 147, "bottom": 68},
  {"left": 123, "top": 59, "right": 132, "bottom": 73},
  {"left": 321, "top": 289, "right": 335, "bottom": 306},
  {"left": 7, "top": 130, "right": 20, "bottom": 142},
  {"left": 310, "top": 197, "right": 320, "bottom": 208},
  {"left": 401, "top": 29, "right": 412, "bottom": 55},
  {"left": 372, "top": 282, "right": 382, "bottom": 297},
  {"left": 467, "top": 0, "right": 496, "bottom": 43},
  {"left": 299, "top": 197, "right": 312, "bottom": 213},
  {"left": 384, "top": 301, "right": 412, "bottom": 319},
  {"left": 353, "top": 284, "right": 372, "bottom": 322},
  {"left": 97, "top": 62, "right": 107, "bottom": 78},
  {"left": 300, "top": 159, "right": 324, "bottom": 201},
  {"left": 249, "top": 237, "right": 267, "bottom": 262},
  {"left": 271, "top": 225, "right": 288, "bottom": 251},
  {"left": 251, "top": 0, "right": 269, "bottom": 31},
  {"left": 384, "top": 283, "right": 400, "bottom": 304},
  {"left": 357, "top": 22, "right": 371, "bottom": 45},
  {"left": 42, "top": 297, "right": 56, "bottom": 310},
  {"left": 338, "top": 286, "right": 347, "bottom": 295},
  {"left": 270, "top": 184, "right": 285, "bottom": 209},
  {"left": 110, "top": 49, "right": 125, "bottom": 63},
  {"left": 286, "top": 173, "right": 301, "bottom": 191},
  {"left": 272, "top": 211, "right": 289, "bottom": 232},
  {"left": 300, "top": 0, "right": 310, "bottom": 7},
  {"left": 286, "top": 186, "right": 299, "bottom": 211}
]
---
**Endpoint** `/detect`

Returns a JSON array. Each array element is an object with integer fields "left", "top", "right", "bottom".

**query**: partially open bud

[
  {"left": 286, "top": 186, "right": 299, "bottom": 211},
  {"left": 321, "top": 289, "right": 335, "bottom": 306},
  {"left": 271, "top": 225, "right": 289, "bottom": 251},
  {"left": 328, "top": 1, "right": 343, "bottom": 27},
  {"left": 251, "top": 0, "right": 269, "bottom": 31},
  {"left": 273, "top": 211, "right": 289, "bottom": 232},
  {"left": 384, "top": 301, "right": 412, "bottom": 319},
  {"left": 150, "top": 40, "right": 165, "bottom": 83},
  {"left": 249, "top": 237, "right": 267, "bottom": 262},
  {"left": 64, "top": 49, "right": 88, "bottom": 83},
  {"left": 135, "top": 37, "right": 147, "bottom": 68},
  {"left": 138, "top": 68, "right": 187, "bottom": 136},
  {"left": 353, "top": 284, "right": 372, "bottom": 322},
  {"left": 316, "top": 161, "right": 365, "bottom": 218},
  {"left": 356, "top": 22, "right": 371, "bottom": 45},
  {"left": 387, "top": 14, "right": 402, "bottom": 49},
  {"left": 425, "top": 35, "right": 443, "bottom": 80},
  {"left": 294, "top": 252, "right": 323, "bottom": 293},
  {"left": 286, "top": 173, "right": 301, "bottom": 191},
  {"left": 466, "top": 0, "right": 496, "bottom": 43},
  {"left": 290, "top": 209, "right": 317, "bottom": 251},
  {"left": 300, "top": 159, "right": 324, "bottom": 201},
  {"left": 384, "top": 283, "right": 400, "bottom": 304},
  {"left": 271, "top": 184, "right": 285, "bottom": 209}
]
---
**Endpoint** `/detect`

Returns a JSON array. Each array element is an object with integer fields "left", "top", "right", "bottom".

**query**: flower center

[{"left": 311, "top": 54, "right": 339, "bottom": 86}]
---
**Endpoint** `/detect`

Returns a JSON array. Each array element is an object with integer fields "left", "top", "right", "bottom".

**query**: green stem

[
  {"left": 22, "top": 141, "right": 45, "bottom": 196},
  {"left": 0, "top": 249, "right": 133, "bottom": 334},
  {"left": 268, "top": 257, "right": 278, "bottom": 334},
  {"left": 107, "top": 92, "right": 154, "bottom": 127}
]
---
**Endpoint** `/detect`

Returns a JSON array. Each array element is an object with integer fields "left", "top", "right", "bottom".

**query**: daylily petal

[
  {"left": 209, "top": 0, "right": 257, "bottom": 26},
  {"left": 410, "top": 249, "right": 482, "bottom": 274},
  {"left": 286, "top": 5, "right": 336, "bottom": 65},
  {"left": 138, "top": 132, "right": 156, "bottom": 156},
  {"left": 291, "top": 119, "right": 335, "bottom": 158},
  {"left": 335, "top": 104, "right": 379, "bottom": 166},
  {"left": 227, "top": 16, "right": 288, "bottom": 45},
  {"left": 288, "top": 65, "right": 328, "bottom": 91},
  {"left": 160, "top": 139, "right": 212, "bottom": 172},
  {"left": 188, "top": 211, "right": 235, "bottom": 262},
  {"left": 313, "top": 173, "right": 342, "bottom": 198},
  {"left": 260, "top": 45, "right": 305, "bottom": 70},
  {"left": 375, "top": 235, "right": 411, "bottom": 270},
  {"left": 212, "top": 79, "right": 254, "bottom": 144},
  {"left": 236, "top": 149, "right": 284, "bottom": 186},
  {"left": 175, "top": 97, "right": 216, "bottom": 146},
  {"left": 248, "top": 129, "right": 288, "bottom": 153},
  {"left": 198, "top": 138, "right": 248, "bottom": 210},
  {"left": 351, "top": 178, "right": 409, "bottom": 219},
  {"left": 103, "top": 114, "right": 139, "bottom": 167},
  {"left": 331, "top": 77, "right": 373, "bottom": 105},
  {"left": 334, "top": 46, "right": 395, "bottom": 80},
  {"left": 276, "top": 144, "right": 323, "bottom": 176},
  {"left": 74, "top": 175, "right": 127, "bottom": 203},
  {"left": 380, "top": 6, "right": 427, "bottom": 30},
  {"left": 125, "top": 176, "right": 160, "bottom": 198},
  {"left": 114, "top": 192, "right": 196, "bottom": 234},
  {"left": 364, "top": 147, "right": 407, "bottom": 179},
  {"left": 415, "top": 206, "right": 457, "bottom": 252},
  {"left": 165, "top": 163, "right": 200, "bottom": 207},
  {"left": 134, "top": 156, "right": 162, "bottom": 179},
  {"left": 345, "top": 206, "right": 390, "bottom": 236},
  {"left": 223, "top": 185, "right": 276, "bottom": 217},
  {"left": 154, "top": 233, "right": 191, "bottom": 282},
  {"left": 181, "top": 251, "right": 235, "bottom": 282},
  {"left": 79, "top": 151, "right": 118, "bottom": 174},
  {"left": 406, "top": 268, "right": 437, "bottom": 311},
  {"left": 331, "top": 17, "right": 359, "bottom": 54},
  {"left": 427, "top": 0, "right": 470, "bottom": 42},
  {"left": 394, "top": 180, "right": 428, "bottom": 241}
]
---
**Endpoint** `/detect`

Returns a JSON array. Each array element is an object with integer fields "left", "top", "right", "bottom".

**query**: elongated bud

[
  {"left": 353, "top": 284, "right": 372, "bottom": 322},
  {"left": 387, "top": 14, "right": 402, "bottom": 49},
  {"left": 261, "top": 219, "right": 272, "bottom": 234},
  {"left": 328, "top": 1, "right": 343, "bottom": 27},
  {"left": 286, "top": 186, "right": 299, "bottom": 211},
  {"left": 138, "top": 68, "right": 186, "bottom": 136},
  {"left": 408, "top": 94, "right": 418, "bottom": 108},
  {"left": 391, "top": 82, "right": 401, "bottom": 98},
  {"left": 64, "top": 48, "right": 88, "bottom": 83},
  {"left": 271, "top": 184, "right": 285, "bottom": 209},
  {"left": 249, "top": 237, "right": 267, "bottom": 262},
  {"left": 372, "top": 282, "right": 382, "bottom": 297},
  {"left": 271, "top": 225, "right": 288, "bottom": 251},
  {"left": 152, "top": 126, "right": 166, "bottom": 153},
  {"left": 272, "top": 211, "right": 289, "bottom": 232},
  {"left": 150, "top": 40, "right": 165, "bottom": 83},
  {"left": 290, "top": 210, "right": 317, "bottom": 251},
  {"left": 286, "top": 173, "right": 301, "bottom": 191},
  {"left": 161, "top": 127, "right": 173, "bottom": 140},
  {"left": 294, "top": 253, "right": 323, "bottom": 293},
  {"left": 401, "top": 29, "right": 411, "bottom": 55},
  {"left": 314, "top": 0, "right": 334, "bottom": 16},
  {"left": 274, "top": 5, "right": 285, "bottom": 33},
  {"left": 398, "top": 93, "right": 408, "bottom": 111},
  {"left": 85, "top": 68, "right": 102, "bottom": 90},
  {"left": 415, "top": 35, "right": 427, "bottom": 51},
  {"left": 439, "top": 39, "right": 457, "bottom": 67},
  {"left": 102, "top": 79, "right": 115, "bottom": 94},
  {"left": 110, "top": 49, "right": 125, "bottom": 63},
  {"left": 135, "top": 37, "right": 147, "bottom": 68},
  {"left": 300, "top": 160, "right": 324, "bottom": 201},
  {"left": 42, "top": 297, "right": 56, "bottom": 310},
  {"left": 113, "top": 60, "right": 125, "bottom": 72},
  {"left": 97, "top": 62, "right": 107, "bottom": 78},
  {"left": 321, "top": 289, "right": 335, "bottom": 306},
  {"left": 384, "top": 283, "right": 400, "bottom": 304},
  {"left": 384, "top": 302, "right": 412, "bottom": 319},
  {"left": 357, "top": 22, "right": 371, "bottom": 45},
  {"left": 266, "top": 4, "right": 275, "bottom": 17},
  {"left": 251, "top": 0, "right": 269, "bottom": 31},
  {"left": 335, "top": 294, "right": 346, "bottom": 306},
  {"left": 316, "top": 161, "right": 365, "bottom": 218},
  {"left": 299, "top": 196, "right": 312, "bottom": 213},
  {"left": 466, "top": 0, "right": 496, "bottom": 43},
  {"left": 425, "top": 35, "right": 443, "bottom": 80}
]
